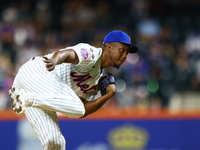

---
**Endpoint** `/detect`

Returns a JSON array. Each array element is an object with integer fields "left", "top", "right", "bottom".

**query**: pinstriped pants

[{"left": 12, "top": 57, "right": 85, "bottom": 150}]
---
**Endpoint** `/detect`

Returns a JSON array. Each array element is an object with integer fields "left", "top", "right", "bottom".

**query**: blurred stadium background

[{"left": 1, "top": 0, "right": 200, "bottom": 150}]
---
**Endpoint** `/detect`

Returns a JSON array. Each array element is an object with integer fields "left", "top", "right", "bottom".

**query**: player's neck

[{"left": 100, "top": 53, "right": 110, "bottom": 69}]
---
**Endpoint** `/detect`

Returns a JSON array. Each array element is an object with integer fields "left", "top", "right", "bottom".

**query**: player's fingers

[
  {"left": 46, "top": 68, "right": 54, "bottom": 71},
  {"left": 45, "top": 64, "right": 53, "bottom": 68},
  {"left": 42, "top": 57, "right": 53, "bottom": 63},
  {"left": 44, "top": 62, "right": 53, "bottom": 66},
  {"left": 42, "top": 56, "right": 48, "bottom": 60},
  {"left": 42, "top": 56, "right": 55, "bottom": 71},
  {"left": 46, "top": 65, "right": 55, "bottom": 71},
  {"left": 43, "top": 59, "right": 50, "bottom": 63}
]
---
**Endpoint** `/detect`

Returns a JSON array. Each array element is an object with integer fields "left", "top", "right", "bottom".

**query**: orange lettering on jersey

[{"left": 70, "top": 72, "right": 97, "bottom": 93}]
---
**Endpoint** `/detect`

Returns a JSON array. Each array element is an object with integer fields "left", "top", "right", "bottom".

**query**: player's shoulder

[
  {"left": 76, "top": 43, "right": 99, "bottom": 50},
  {"left": 76, "top": 43, "right": 102, "bottom": 55},
  {"left": 61, "top": 43, "right": 102, "bottom": 59}
]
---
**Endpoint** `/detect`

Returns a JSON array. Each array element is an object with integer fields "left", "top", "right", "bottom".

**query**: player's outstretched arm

[
  {"left": 42, "top": 49, "right": 79, "bottom": 71},
  {"left": 80, "top": 84, "right": 116, "bottom": 118}
]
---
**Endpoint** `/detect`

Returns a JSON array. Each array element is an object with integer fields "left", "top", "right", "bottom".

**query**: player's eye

[
  {"left": 120, "top": 48, "right": 128, "bottom": 55},
  {"left": 120, "top": 49, "right": 125, "bottom": 52}
]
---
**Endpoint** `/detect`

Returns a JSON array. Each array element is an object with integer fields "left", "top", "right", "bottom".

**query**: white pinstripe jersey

[{"left": 45, "top": 43, "right": 103, "bottom": 101}]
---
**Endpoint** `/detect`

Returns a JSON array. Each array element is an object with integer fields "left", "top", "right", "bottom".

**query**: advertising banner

[
  {"left": 1, "top": 109, "right": 200, "bottom": 150},
  {"left": 1, "top": 118, "right": 200, "bottom": 150},
  {"left": 60, "top": 119, "right": 200, "bottom": 150}
]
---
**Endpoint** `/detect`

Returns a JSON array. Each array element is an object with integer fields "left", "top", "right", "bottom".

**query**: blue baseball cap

[{"left": 103, "top": 30, "right": 138, "bottom": 53}]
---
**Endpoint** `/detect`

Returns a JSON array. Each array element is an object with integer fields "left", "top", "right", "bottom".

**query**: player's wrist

[
  {"left": 103, "top": 90, "right": 116, "bottom": 99},
  {"left": 107, "top": 90, "right": 116, "bottom": 96}
]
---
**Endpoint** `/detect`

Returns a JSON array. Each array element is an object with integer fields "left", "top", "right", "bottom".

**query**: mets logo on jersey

[{"left": 81, "top": 48, "right": 91, "bottom": 60}]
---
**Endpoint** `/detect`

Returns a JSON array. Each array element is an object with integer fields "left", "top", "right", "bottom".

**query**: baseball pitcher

[{"left": 9, "top": 30, "right": 138, "bottom": 150}]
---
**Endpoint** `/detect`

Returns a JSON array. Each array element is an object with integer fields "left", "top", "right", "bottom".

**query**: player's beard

[{"left": 113, "top": 63, "right": 120, "bottom": 69}]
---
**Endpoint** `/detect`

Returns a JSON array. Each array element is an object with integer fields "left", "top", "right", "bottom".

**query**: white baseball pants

[{"left": 12, "top": 57, "right": 85, "bottom": 150}]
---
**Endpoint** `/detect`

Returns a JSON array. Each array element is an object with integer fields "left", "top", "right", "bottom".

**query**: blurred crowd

[{"left": 1, "top": 0, "right": 200, "bottom": 111}]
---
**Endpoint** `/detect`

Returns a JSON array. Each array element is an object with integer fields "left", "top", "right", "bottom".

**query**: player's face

[{"left": 109, "top": 42, "right": 130, "bottom": 69}]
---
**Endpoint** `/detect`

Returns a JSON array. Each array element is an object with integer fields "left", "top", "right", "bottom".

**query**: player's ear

[{"left": 105, "top": 43, "right": 112, "bottom": 52}]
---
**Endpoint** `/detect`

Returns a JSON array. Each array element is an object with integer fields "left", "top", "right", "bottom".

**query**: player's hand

[
  {"left": 42, "top": 56, "right": 56, "bottom": 71},
  {"left": 106, "top": 84, "right": 116, "bottom": 96}
]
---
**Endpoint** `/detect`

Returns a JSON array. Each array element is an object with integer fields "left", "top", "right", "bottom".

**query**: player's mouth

[{"left": 119, "top": 58, "right": 125, "bottom": 64}]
